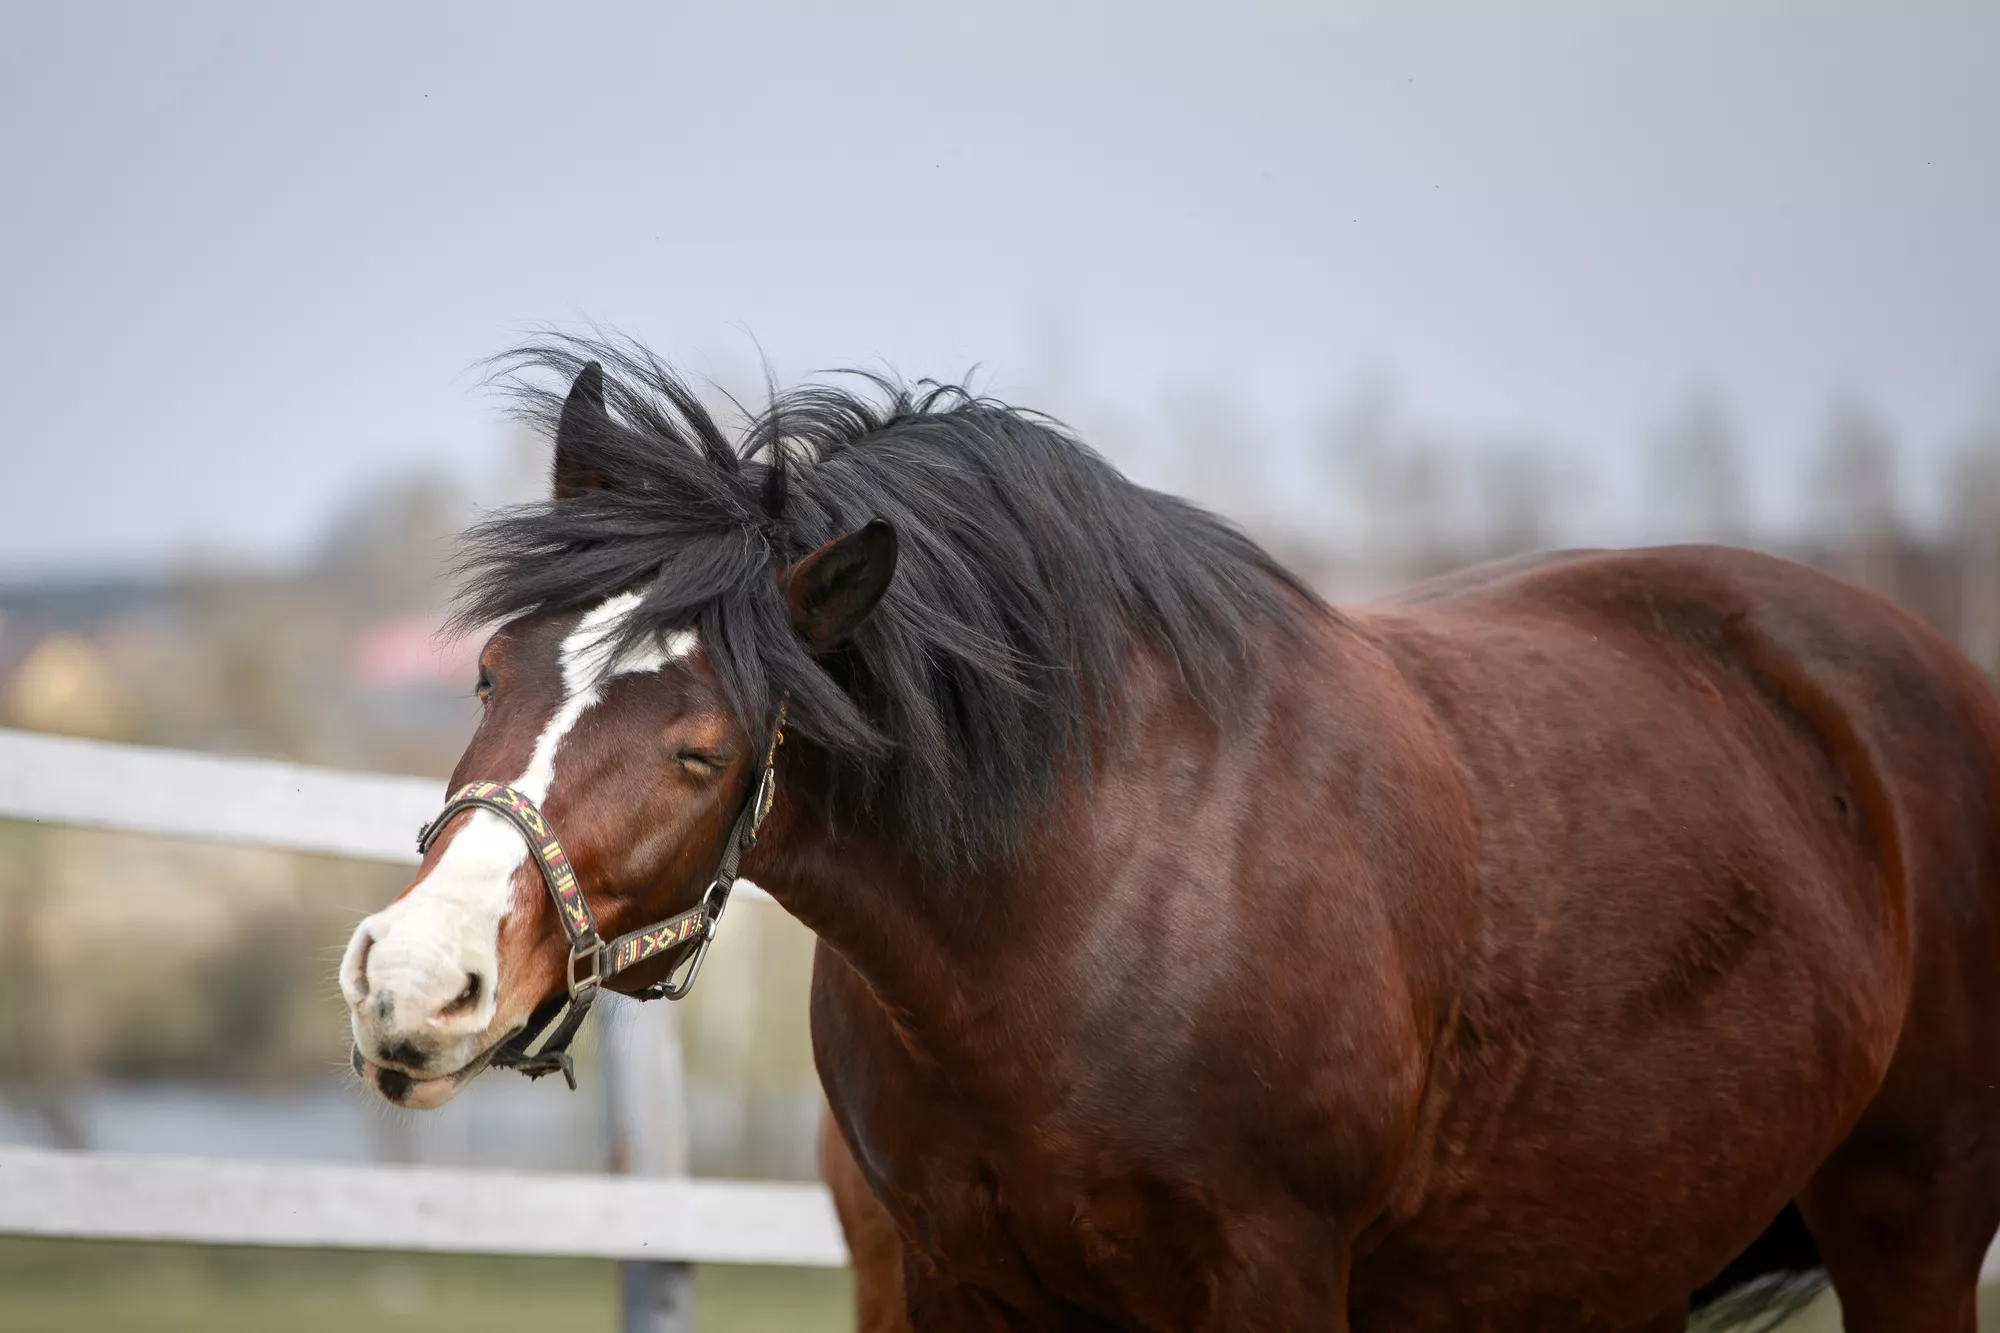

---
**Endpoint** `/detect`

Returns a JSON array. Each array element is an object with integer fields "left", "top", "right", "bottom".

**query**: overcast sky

[{"left": 2, "top": 1, "right": 1995, "bottom": 576}]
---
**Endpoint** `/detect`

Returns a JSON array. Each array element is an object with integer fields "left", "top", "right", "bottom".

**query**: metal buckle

[
  {"left": 699, "top": 876, "right": 731, "bottom": 920},
  {"left": 566, "top": 938, "right": 603, "bottom": 998},
  {"left": 659, "top": 933, "right": 714, "bottom": 1002},
  {"left": 489, "top": 1000, "right": 582, "bottom": 1090},
  {"left": 513, "top": 1047, "right": 578, "bottom": 1091}
]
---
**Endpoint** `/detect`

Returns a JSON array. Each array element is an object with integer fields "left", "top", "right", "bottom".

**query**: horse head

[{"left": 339, "top": 361, "right": 896, "bottom": 1107}]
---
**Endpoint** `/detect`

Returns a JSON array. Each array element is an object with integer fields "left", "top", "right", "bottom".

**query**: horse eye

[
  {"left": 676, "top": 748, "right": 723, "bottom": 774},
  {"left": 475, "top": 667, "right": 494, "bottom": 702}
]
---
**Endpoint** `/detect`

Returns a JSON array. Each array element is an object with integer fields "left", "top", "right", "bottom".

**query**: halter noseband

[{"left": 413, "top": 701, "right": 787, "bottom": 1090}]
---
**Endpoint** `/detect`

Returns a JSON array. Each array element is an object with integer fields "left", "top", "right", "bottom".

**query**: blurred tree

[
  {"left": 1807, "top": 399, "right": 1903, "bottom": 597},
  {"left": 1471, "top": 441, "right": 1569, "bottom": 563},
  {"left": 1646, "top": 390, "right": 1749, "bottom": 545},
  {"left": 1170, "top": 385, "right": 1269, "bottom": 531},
  {"left": 1314, "top": 378, "right": 1458, "bottom": 589},
  {"left": 0, "top": 825, "right": 84, "bottom": 1143},
  {"left": 1024, "top": 302, "right": 1086, "bottom": 427},
  {"left": 311, "top": 472, "right": 472, "bottom": 615},
  {"left": 1949, "top": 412, "right": 2000, "bottom": 680},
  {"left": 134, "top": 573, "right": 344, "bottom": 760},
  {"left": 6, "top": 632, "right": 133, "bottom": 739}
]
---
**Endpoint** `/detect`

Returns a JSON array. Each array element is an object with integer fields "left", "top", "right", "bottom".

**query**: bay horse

[{"left": 341, "top": 342, "right": 2000, "bottom": 1331}]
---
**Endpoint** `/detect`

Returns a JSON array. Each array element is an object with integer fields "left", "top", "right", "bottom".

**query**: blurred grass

[
  {"left": 1776, "top": 1285, "right": 2000, "bottom": 1330},
  {"left": 0, "top": 1238, "right": 850, "bottom": 1333},
  {"left": 5, "top": 1236, "right": 1998, "bottom": 1329}
]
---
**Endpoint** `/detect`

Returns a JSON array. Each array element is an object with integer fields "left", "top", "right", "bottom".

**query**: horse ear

[
  {"left": 551, "top": 361, "right": 607, "bottom": 499},
  {"left": 782, "top": 520, "right": 899, "bottom": 650}
]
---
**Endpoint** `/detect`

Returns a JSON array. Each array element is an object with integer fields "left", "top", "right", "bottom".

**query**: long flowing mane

[{"left": 455, "top": 339, "right": 1321, "bottom": 868}]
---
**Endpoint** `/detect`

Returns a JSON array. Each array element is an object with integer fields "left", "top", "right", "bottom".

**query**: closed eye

[{"left": 676, "top": 748, "right": 726, "bottom": 774}]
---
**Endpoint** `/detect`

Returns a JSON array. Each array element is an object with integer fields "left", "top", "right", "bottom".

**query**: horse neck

[
  {"left": 746, "top": 798, "right": 1043, "bottom": 1031},
  {"left": 744, "top": 648, "right": 1268, "bottom": 1050}
]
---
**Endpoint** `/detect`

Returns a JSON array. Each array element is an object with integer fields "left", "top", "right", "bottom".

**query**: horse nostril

[
  {"left": 438, "top": 972, "right": 485, "bottom": 1020},
  {"left": 346, "top": 931, "right": 375, "bottom": 1001}
]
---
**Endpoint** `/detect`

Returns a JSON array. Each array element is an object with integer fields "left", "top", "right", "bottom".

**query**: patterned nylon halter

[{"left": 414, "top": 702, "right": 787, "bottom": 1089}]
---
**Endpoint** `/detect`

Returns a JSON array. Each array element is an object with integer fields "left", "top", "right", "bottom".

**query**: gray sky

[{"left": 3, "top": 1, "right": 1996, "bottom": 574}]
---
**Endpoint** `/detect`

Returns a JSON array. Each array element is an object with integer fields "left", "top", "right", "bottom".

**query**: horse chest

[{"left": 874, "top": 1127, "right": 1234, "bottom": 1328}]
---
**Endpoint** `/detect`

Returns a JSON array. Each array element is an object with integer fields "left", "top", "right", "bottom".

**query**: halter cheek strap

[{"left": 414, "top": 702, "right": 787, "bottom": 1089}]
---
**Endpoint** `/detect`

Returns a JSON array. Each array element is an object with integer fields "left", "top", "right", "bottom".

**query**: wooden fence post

[{"left": 602, "top": 993, "right": 697, "bottom": 1333}]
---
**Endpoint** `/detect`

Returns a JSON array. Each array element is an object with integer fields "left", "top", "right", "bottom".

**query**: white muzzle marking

[{"left": 340, "top": 593, "right": 696, "bottom": 1085}]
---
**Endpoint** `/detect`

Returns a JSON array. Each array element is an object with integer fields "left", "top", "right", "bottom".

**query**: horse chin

[{"left": 351, "top": 1041, "right": 500, "bottom": 1110}]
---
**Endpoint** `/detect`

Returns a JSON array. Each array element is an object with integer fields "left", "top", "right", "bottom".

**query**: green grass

[
  {"left": 0, "top": 1238, "right": 851, "bottom": 1333},
  {"left": 6, "top": 1237, "right": 1997, "bottom": 1329},
  {"left": 1771, "top": 1285, "right": 2000, "bottom": 1331}
]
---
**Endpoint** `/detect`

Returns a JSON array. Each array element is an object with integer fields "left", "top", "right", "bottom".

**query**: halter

[{"left": 414, "top": 701, "right": 787, "bottom": 1089}]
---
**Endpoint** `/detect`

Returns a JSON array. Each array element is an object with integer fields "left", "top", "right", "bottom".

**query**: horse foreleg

[
  {"left": 818, "top": 1107, "right": 914, "bottom": 1333},
  {"left": 1800, "top": 1153, "right": 1989, "bottom": 1333},
  {"left": 1792, "top": 928, "right": 2000, "bottom": 1332}
]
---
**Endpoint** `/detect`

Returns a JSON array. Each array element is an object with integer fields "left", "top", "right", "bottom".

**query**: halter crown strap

[{"left": 412, "top": 700, "right": 787, "bottom": 1088}]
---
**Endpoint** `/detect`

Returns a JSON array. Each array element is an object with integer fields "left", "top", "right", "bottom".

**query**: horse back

[
  {"left": 1347, "top": 544, "right": 2000, "bottom": 1325},
  {"left": 1387, "top": 542, "right": 2000, "bottom": 995}
]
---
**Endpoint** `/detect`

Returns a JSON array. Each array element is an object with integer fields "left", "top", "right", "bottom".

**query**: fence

[
  {"left": 0, "top": 726, "right": 845, "bottom": 1331},
  {"left": 9, "top": 725, "right": 2000, "bottom": 1322}
]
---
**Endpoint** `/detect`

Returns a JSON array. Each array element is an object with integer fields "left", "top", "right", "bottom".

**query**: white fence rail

[
  {"left": 0, "top": 727, "right": 822, "bottom": 1279},
  {"left": 0, "top": 1145, "right": 844, "bottom": 1266},
  {"left": 19, "top": 725, "right": 1992, "bottom": 1302},
  {"left": 0, "top": 726, "right": 771, "bottom": 899},
  {"left": 0, "top": 725, "right": 439, "bottom": 863}
]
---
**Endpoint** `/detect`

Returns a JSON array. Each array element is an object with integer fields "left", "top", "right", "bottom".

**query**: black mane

[{"left": 456, "top": 338, "right": 1318, "bottom": 869}]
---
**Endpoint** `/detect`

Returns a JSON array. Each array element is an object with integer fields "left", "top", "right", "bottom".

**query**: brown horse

[{"left": 341, "top": 343, "right": 2000, "bottom": 1331}]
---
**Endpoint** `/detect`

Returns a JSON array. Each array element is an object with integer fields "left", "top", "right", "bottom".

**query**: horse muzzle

[{"left": 350, "top": 1031, "right": 513, "bottom": 1109}]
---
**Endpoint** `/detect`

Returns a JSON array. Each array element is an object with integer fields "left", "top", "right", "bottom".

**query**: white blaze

[{"left": 341, "top": 593, "right": 695, "bottom": 1061}]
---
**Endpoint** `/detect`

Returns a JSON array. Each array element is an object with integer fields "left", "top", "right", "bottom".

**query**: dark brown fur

[
  {"left": 400, "top": 359, "right": 2000, "bottom": 1328},
  {"left": 784, "top": 548, "right": 2000, "bottom": 1331},
  {"left": 426, "top": 541, "right": 2000, "bottom": 1330}
]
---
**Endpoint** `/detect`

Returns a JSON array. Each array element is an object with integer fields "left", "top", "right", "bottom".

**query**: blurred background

[{"left": 1, "top": 1, "right": 1996, "bottom": 1329}]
